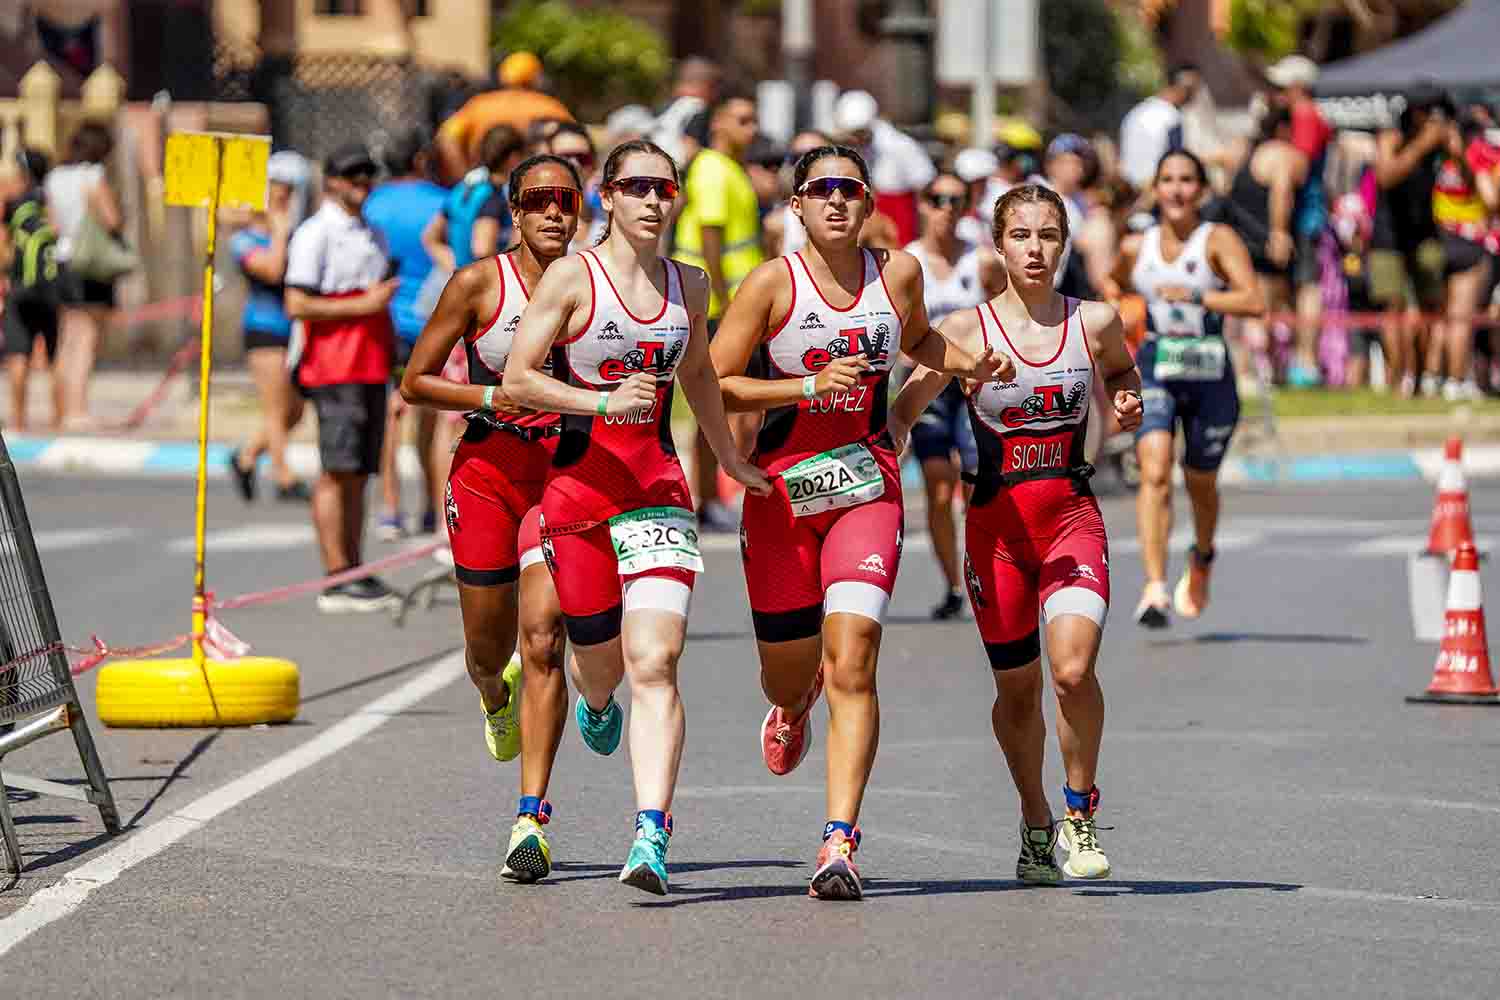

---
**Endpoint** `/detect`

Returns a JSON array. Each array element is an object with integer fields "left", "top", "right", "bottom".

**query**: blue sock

[
  {"left": 823, "top": 820, "right": 855, "bottom": 841},
  {"left": 1063, "top": 784, "right": 1098, "bottom": 814},
  {"left": 636, "top": 809, "right": 667, "bottom": 833},
  {"left": 518, "top": 795, "right": 542, "bottom": 819}
]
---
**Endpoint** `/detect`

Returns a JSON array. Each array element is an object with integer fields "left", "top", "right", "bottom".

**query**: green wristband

[
  {"left": 597, "top": 391, "right": 609, "bottom": 415},
  {"left": 482, "top": 385, "right": 497, "bottom": 411}
]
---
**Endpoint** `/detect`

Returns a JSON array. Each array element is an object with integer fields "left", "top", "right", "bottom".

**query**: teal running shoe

[
  {"left": 574, "top": 693, "right": 623, "bottom": 755},
  {"left": 619, "top": 813, "right": 672, "bottom": 895}
]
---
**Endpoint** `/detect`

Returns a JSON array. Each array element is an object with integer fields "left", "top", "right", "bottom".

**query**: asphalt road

[{"left": 2, "top": 470, "right": 1498, "bottom": 998}]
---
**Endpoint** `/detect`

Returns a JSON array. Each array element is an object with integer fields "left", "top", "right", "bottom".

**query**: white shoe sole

[
  {"left": 316, "top": 593, "right": 402, "bottom": 614},
  {"left": 809, "top": 857, "right": 862, "bottom": 900},
  {"left": 619, "top": 862, "right": 667, "bottom": 895},
  {"left": 1058, "top": 830, "right": 1111, "bottom": 879}
]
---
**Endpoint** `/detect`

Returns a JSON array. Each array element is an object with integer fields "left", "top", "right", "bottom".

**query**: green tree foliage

[
  {"left": 493, "top": 0, "right": 671, "bottom": 118},
  {"left": 1041, "top": 0, "right": 1162, "bottom": 129},
  {"left": 1225, "top": 0, "right": 1321, "bottom": 60}
]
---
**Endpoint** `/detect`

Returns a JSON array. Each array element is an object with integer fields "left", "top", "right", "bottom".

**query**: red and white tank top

[
  {"left": 466, "top": 252, "right": 558, "bottom": 431},
  {"left": 967, "top": 298, "right": 1099, "bottom": 527},
  {"left": 545, "top": 250, "right": 692, "bottom": 529},
  {"left": 754, "top": 250, "right": 903, "bottom": 475}
]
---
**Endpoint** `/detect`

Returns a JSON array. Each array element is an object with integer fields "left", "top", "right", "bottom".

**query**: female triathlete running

[
  {"left": 903, "top": 170, "right": 1005, "bottom": 619},
  {"left": 891, "top": 184, "right": 1143, "bottom": 882},
  {"left": 1108, "top": 150, "right": 1264, "bottom": 627},
  {"left": 401, "top": 154, "right": 584, "bottom": 884},
  {"left": 711, "top": 145, "right": 1013, "bottom": 900},
  {"left": 503, "top": 140, "right": 771, "bottom": 895}
]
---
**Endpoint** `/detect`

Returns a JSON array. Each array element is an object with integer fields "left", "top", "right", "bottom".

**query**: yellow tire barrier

[{"left": 95, "top": 656, "right": 300, "bottom": 728}]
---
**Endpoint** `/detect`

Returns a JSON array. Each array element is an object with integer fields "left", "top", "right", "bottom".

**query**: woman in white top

[
  {"left": 902, "top": 171, "right": 1004, "bottom": 620},
  {"left": 45, "top": 122, "right": 125, "bottom": 429}
]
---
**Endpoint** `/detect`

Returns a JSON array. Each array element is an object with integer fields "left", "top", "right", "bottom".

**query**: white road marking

[
  {"left": 167, "top": 523, "right": 317, "bottom": 554},
  {"left": 0, "top": 650, "right": 466, "bottom": 958},
  {"left": 33, "top": 527, "right": 135, "bottom": 552},
  {"left": 1111, "top": 529, "right": 1263, "bottom": 556},
  {"left": 1349, "top": 535, "right": 1496, "bottom": 557}
]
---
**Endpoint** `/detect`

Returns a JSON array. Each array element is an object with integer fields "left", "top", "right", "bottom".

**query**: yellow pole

[{"left": 191, "top": 137, "right": 222, "bottom": 720}]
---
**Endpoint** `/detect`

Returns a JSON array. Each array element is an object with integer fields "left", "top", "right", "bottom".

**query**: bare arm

[
  {"left": 890, "top": 310, "right": 984, "bottom": 440},
  {"left": 471, "top": 217, "right": 500, "bottom": 261},
  {"left": 1204, "top": 224, "right": 1266, "bottom": 317},
  {"left": 400, "top": 262, "right": 519, "bottom": 412},
  {"left": 284, "top": 280, "right": 397, "bottom": 322},
  {"left": 891, "top": 253, "right": 1014, "bottom": 381},
  {"left": 88, "top": 176, "right": 123, "bottom": 232},
  {"left": 238, "top": 216, "right": 293, "bottom": 285},
  {"left": 700, "top": 224, "right": 730, "bottom": 308},
  {"left": 1375, "top": 123, "right": 1445, "bottom": 189},
  {"left": 1265, "top": 146, "right": 1307, "bottom": 266},
  {"left": 1082, "top": 300, "right": 1144, "bottom": 432},
  {"left": 423, "top": 213, "right": 457, "bottom": 274},
  {"left": 1105, "top": 233, "right": 1143, "bottom": 302}
]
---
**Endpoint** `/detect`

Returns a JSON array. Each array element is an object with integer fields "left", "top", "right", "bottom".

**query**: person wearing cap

[
  {"left": 1118, "top": 64, "right": 1201, "bottom": 191},
  {"left": 363, "top": 127, "right": 449, "bottom": 539},
  {"left": 953, "top": 147, "right": 998, "bottom": 246},
  {"left": 673, "top": 86, "right": 766, "bottom": 532},
  {"left": 226, "top": 150, "right": 313, "bottom": 505},
  {"left": 284, "top": 143, "right": 401, "bottom": 613},
  {"left": 424, "top": 125, "right": 527, "bottom": 276},
  {"left": 2, "top": 148, "right": 59, "bottom": 431},
  {"left": 833, "top": 89, "right": 936, "bottom": 246},
  {"left": 1037, "top": 133, "right": 1109, "bottom": 298},
  {"left": 1267, "top": 54, "right": 1335, "bottom": 387},
  {"left": 435, "top": 51, "right": 574, "bottom": 183}
]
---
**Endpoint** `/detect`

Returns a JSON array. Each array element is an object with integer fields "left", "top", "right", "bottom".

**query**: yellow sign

[{"left": 163, "top": 132, "right": 270, "bottom": 211}]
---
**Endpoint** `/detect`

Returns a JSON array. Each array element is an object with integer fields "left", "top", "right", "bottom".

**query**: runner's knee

[
  {"left": 1050, "top": 654, "right": 1098, "bottom": 700},
  {"left": 623, "top": 640, "right": 679, "bottom": 690},
  {"left": 823, "top": 643, "right": 877, "bottom": 698},
  {"left": 518, "top": 619, "right": 565, "bottom": 670}
]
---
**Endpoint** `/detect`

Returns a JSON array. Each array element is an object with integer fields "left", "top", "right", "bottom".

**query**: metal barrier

[{"left": 0, "top": 433, "right": 120, "bottom": 885}]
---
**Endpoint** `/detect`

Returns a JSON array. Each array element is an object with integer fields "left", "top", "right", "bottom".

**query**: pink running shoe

[
  {"left": 760, "top": 669, "right": 824, "bottom": 776},
  {"left": 809, "top": 828, "right": 862, "bottom": 900}
]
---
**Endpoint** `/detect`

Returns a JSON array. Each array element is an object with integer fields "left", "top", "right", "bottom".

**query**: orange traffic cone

[
  {"left": 1407, "top": 542, "right": 1500, "bottom": 705},
  {"left": 1426, "top": 437, "right": 1475, "bottom": 556}
]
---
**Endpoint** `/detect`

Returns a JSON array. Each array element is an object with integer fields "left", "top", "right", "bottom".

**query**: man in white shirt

[
  {"left": 834, "top": 90, "right": 936, "bottom": 246},
  {"left": 1118, "top": 64, "right": 1201, "bottom": 191}
]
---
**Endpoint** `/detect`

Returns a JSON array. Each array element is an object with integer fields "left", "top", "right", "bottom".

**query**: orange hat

[{"left": 500, "top": 52, "right": 543, "bottom": 88}]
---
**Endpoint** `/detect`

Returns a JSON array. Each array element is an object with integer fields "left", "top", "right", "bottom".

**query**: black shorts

[
  {"left": 1293, "top": 233, "right": 1322, "bottom": 286},
  {"left": 2, "top": 298, "right": 59, "bottom": 359},
  {"left": 307, "top": 383, "right": 387, "bottom": 475},
  {"left": 63, "top": 275, "right": 115, "bottom": 307},
  {"left": 244, "top": 328, "right": 290, "bottom": 353}
]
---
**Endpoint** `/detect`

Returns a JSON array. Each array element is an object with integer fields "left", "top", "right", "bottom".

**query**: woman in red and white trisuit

[
  {"left": 711, "top": 145, "right": 1013, "bottom": 900},
  {"left": 401, "top": 154, "right": 583, "bottom": 884},
  {"left": 892, "top": 184, "right": 1143, "bottom": 884},
  {"left": 503, "top": 140, "right": 771, "bottom": 896}
]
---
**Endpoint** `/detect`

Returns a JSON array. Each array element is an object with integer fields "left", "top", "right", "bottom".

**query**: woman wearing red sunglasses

[
  {"left": 503, "top": 139, "right": 772, "bottom": 895},
  {"left": 709, "top": 144, "right": 1014, "bottom": 900},
  {"left": 400, "top": 153, "right": 585, "bottom": 885}
]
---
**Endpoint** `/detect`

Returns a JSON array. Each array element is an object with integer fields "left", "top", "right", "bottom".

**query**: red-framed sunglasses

[
  {"left": 798, "top": 176, "right": 869, "bottom": 200},
  {"left": 608, "top": 176, "right": 680, "bottom": 201},
  {"left": 515, "top": 186, "right": 582, "bottom": 214}
]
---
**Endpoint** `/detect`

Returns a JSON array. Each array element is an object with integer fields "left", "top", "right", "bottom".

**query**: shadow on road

[
  {"left": 1149, "top": 632, "right": 1367, "bottom": 646},
  {"left": 302, "top": 647, "right": 462, "bottom": 705},
  {"left": 547, "top": 859, "right": 803, "bottom": 885},
  {"left": 631, "top": 877, "right": 1302, "bottom": 907}
]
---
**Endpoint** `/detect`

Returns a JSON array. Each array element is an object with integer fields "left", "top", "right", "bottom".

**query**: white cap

[
  {"left": 834, "top": 90, "right": 879, "bottom": 134},
  {"left": 267, "top": 150, "right": 309, "bottom": 186},
  {"left": 605, "top": 104, "right": 656, "bottom": 138},
  {"left": 1266, "top": 55, "right": 1319, "bottom": 89},
  {"left": 954, "top": 147, "right": 999, "bottom": 183}
]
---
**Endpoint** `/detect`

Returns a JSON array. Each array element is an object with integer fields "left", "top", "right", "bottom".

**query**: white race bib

[
  {"left": 1149, "top": 300, "right": 1208, "bottom": 339},
  {"left": 781, "top": 442, "right": 886, "bottom": 518},
  {"left": 1154, "top": 335, "right": 1227, "bottom": 382},
  {"left": 608, "top": 506, "right": 704, "bottom": 575}
]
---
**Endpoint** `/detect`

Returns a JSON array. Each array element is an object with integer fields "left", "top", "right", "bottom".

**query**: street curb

[{"left": 9, "top": 433, "right": 1500, "bottom": 487}]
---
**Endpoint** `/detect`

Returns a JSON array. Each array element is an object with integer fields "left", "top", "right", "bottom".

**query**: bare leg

[
  {"left": 517, "top": 563, "right": 567, "bottom": 800},
  {"left": 1134, "top": 429, "right": 1175, "bottom": 600},
  {"left": 1046, "top": 614, "right": 1105, "bottom": 817},
  {"left": 991, "top": 660, "right": 1051, "bottom": 828},
  {"left": 455, "top": 579, "right": 520, "bottom": 714},
  {"left": 923, "top": 457, "right": 962, "bottom": 592},
  {"left": 820, "top": 612, "right": 882, "bottom": 826},
  {"left": 6, "top": 355, "right": 28, "bottom": 430},
  {"left": 621, "top": 607, "right": 689, "bottom": 812},
  {"left": 379, "top": 392, "right": 405, "bottom": 519}
]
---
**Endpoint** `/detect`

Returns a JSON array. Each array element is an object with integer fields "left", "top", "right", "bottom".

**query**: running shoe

[
  {"left": 809, "top": 827, "right": 862, "bottom": 900},
  {"left": 619, "top": 814, "right": 671, "bottom": 895},
  {"left": 761, "top": 669, "right": 824, "bottom": 776},
  {"left": 375, "top": 513, "right": 406, "bottom": 541},
  {"left": 1058, "top": 813, "right": 1111, "bottom": 879},
  {"left": 275, "top": 480, "right": 312, "bottom": 503},
  {"left": 1016, "top": 821, "right": 1063, "bottom": 885},
  {"left": 1420, "top": 372, "right": 1442, "bottom": 398},
  {"left": 501, "top": 810, "right": 552, "bottom": 883},
  {"left": 417, "top": 509, "right": 439, "bottom": 535},
  {"left": 1173, "top": 546, "right": 1213, "bottom": 620},
  {"left": 483, "top": 655, "right": 523, "bottom": 762},
  {"left": 1286, "top": 365, "right": 1321, "bottom": 389},
  {"left": 697, "top": 500, "right": 739, "bottom": 534},
  {"left": 1134, "top": 583, "right": 1171, "bottom": 629},
  {"left": 931, "top": 589, "right": 965, "bottom": 621},
  {"left": 228, "top": 449, "right": 256, "bottom": 503},
  {"left": 575, "top": 693, "right": 623, "bottom": 755},
  {"left": 316, "top": 576, "right": 402, "bottom": 614}
]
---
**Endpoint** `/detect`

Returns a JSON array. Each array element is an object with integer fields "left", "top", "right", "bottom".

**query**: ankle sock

[
  {"left": 1063, "top": 784, "right": 1100, "bottom": 814},
  {"left": 636, "top": 809, "right": 667, "bottom": 833},
  {"left": 823, "top": 820, "right": 855, "bottom": 841}
]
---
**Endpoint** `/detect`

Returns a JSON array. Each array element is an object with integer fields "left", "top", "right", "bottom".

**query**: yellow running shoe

[
  {"left": 483, "top": 655, "right": 523, "bottom": 762},
  {"left": 1058, "top": 813, "right": 1111, "bottom": 879},
  {"left": 501, "top": 811, "right": 552, "bottom": 883}
]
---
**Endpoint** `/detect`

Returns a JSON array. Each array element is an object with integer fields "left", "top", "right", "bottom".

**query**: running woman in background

[
  {"left": 892, "top": 184, "right": 1143, "bottom": 883},
  {"left": 503, "top": 140, "right": 772, "bottom": 895},
  {"left": 903, "top": 171, "right": 1005, "bottom": 619},
  {"left": 711, "top": 145, "right": 1014, "bottom": 900},
  {"left": 401, "top": 154, "right": 585, "bottom": 884},
  {"left": 1107, "top": 151, "right": 1264, "bottom": 628}
]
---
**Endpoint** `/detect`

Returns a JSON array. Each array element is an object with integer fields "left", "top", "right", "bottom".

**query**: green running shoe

[
  {"left": 501, "top": 812, "right": 552, "bottom": 884},
  {"left": 483, "top": 655, "right": 523, "bottom": 762},
  {"left": 1016, "top": 821, "right": 1063, "bottom": 885},
  {"left": 618, "top": 814, "right": 671, "bottom": 895},
  {"left": 575, "top": 693, "right": 623, "bottom": 755}
]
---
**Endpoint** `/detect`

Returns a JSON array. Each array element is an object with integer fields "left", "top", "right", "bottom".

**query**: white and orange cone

[
  {"left": 1408, "top": 542, "right": 1500, "bottom": 705},
  {"left": 1426, "top": 437, "right": 1475, "bottom": 557}
]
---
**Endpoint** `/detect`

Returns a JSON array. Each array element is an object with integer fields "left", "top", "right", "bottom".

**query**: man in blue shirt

[{"left": 363, "top": 128, "right": 448, "bottom": 538}]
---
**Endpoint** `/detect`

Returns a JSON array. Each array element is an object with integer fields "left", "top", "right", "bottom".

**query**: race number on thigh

[
  {"left": 1153, "top": 335, "right": 1226, "bottom": 382},
  {"left": 781, "top": 442, "right": 886, "bottom": 517},
  {"left": 608, "top": 506, "right": 704, "bottom": 575}
]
